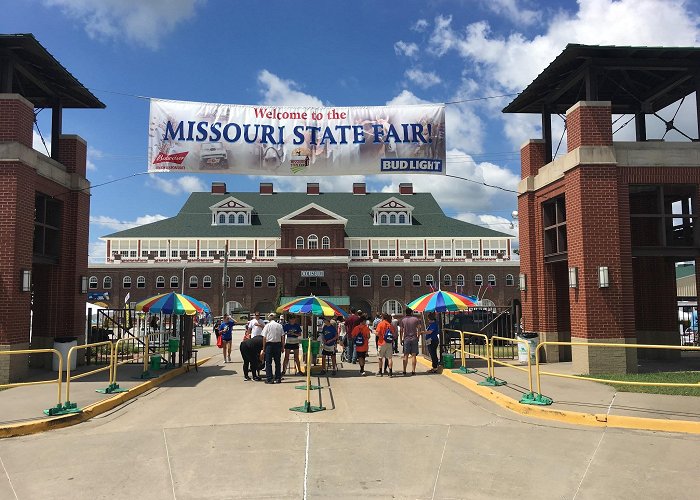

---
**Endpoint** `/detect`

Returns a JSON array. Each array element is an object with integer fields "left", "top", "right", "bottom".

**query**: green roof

[{"left": 104, "top": 192, "right": 511, "bottom": 239}]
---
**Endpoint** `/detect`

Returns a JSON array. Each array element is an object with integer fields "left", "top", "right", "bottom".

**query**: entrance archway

[
  {"left": 225, "top": 300, "right": 244, "bottom": 314},
  {"left": 382, "top": 299, "right": 404, "bottom": 315}
]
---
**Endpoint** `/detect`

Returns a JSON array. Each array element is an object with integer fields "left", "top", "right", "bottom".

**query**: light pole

[{"left": 181, "top": 265, "right": 186, "bottom": 294}]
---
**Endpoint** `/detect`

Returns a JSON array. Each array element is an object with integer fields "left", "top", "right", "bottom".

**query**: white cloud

[
  {"left": 405, "top": 68, "right": 442, "bottom": 88},
  {"left": 90, "top": 214, "right": 168, "bottom": 231},
  {"left": 43, "top": 0, "right": 203, "bottom": 50},
  {"left": 86, "top": 146, "right": 103, "bottom": 171},
  {"left": 150, "top": 175, "right": 207, "bottom": 195},
  {"left": 255, "top": 174, "right": 367, "bottom": 195},
  {"left": 257, "top": 70, "right": 325, "bottom": 107},
  {"left": 89, "top": 240, "right": 107, "bottom": 263},
  {"left": 426, "top": 1, "right": 700, "bottom": 148},
  {"left": 483, "top": 0, "right": 540, "bottom": 26},
  {"left": 412, "top": 19, "right": 429, "bottom": 32},
  {"left": 394, "top": 40, "right": 419, "bottom": 57},
  {"left": 455, "top": 212, "right": 519, "bottom": 237}
]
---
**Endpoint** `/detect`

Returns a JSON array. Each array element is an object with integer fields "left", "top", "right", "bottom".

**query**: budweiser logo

[{"left": 153, "top": 151, "right": 189, "bottom": 164}]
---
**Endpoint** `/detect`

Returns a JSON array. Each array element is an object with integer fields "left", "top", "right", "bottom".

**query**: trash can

[
  {"left": 53, "top": 337, "right": 77, "bottom": 372},
  {"left": 442, "top": 353, "right": 455, "bottom": 368},
  {"left": 168, "top": 337, "right": 180, "bottom": 354},
  {"left": 202, "top": 332, "right": 211, "bottom": 346},
  {"left": 150, "top": 354, "right": 162, "bottom": 371},
  {"left": 516, "top": 332, "right": 539, "bottom": 363},
  {"left": 300, "top": 339, "right": 321, "bottom": 360}
]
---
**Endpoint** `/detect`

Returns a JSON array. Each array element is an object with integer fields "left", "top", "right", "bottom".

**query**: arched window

[
  {"left": 488, "top": 274, "right": 496, "bottom": 286},
  {"left": 219, "top": 213, "right": 226, "bottom": 224},
  {"left": 362, "top": 274, "right": 371, "bottom": 287},
  {"left": 389, "top": 213, "right": 397, "bottom": 224},
  {"left": 267, "top": 275, "right": 276, "bottom": 287},
  {"left": 238, "top": 213, "right": 245, "bottom": 224},
  {"left": 103, "top": 276, "right": 112, "bottom": 289},
  {"left": 426, "top": 274, "right": 434, "bottom": 287},
  {"left": 170, "top": 276, "right": 179, "bottom": 288},
  {"left": 89, "top": 276, "right": 98, "bottom": 289},
  {"left": 505, "top": 274, "right": 514, "bottom": 286},
  {"left": 322, "top": 236, "right": 330, "bottom": 249},
  {"left": 123, "top": 276, "right": 131, "bottom": 289},
  {"left": 443, "top": 274, "right": 452, "bottom": 287},
  {"left": 380, "top": 213, "right": 387, "bottom": 224},
  {"left": 399, "top": 213, "right": 406, "bottom": 224},
  {"left": 156, "top": 276, "right": 165, "bottom": 289},
  {"left": 308, "top": 234, "right": 318, "bottom": 249},
  {"left": 225, "top": 275, "right": 231, "bottom": 288},
  {"left": 137, "top": 276, "right": 145, "bottom": 288},
  {"left": 382, "top": 299, "right": 403, "bottom": 315},
  {"left": 380, "top": 274, "right": 389, "bottom": 287},
  {"left": 189, "top": 276, "right": 198, "bottom": 288},
  {"left": 349, "top": 275, "right": 358, "bottom": 287},
  {"left": 394, "top": 274, "right": 402, "bottom": 287},
  {"left": 296, "top": 236, "right": 304, "bottom": 249},
  {"left": 474, "top": 274, "right": 483, "bottom": 287},
  {"left": 457, "top": 274, "right": 465, "bottom": 287},
  {"left": 412, "top": 274, "right": 421, "bottom": 286},
  {"left": 203, "top": 275, "right": 212, "bottom": 288},
  {"left": 228, "top": 213, "right": 236, "bottom": 224},
  {"left": 254, "top": 275, "right": 263, "bottom": 287},
  {"left": 235, "top": 275, "right": 244, "bottom": 288}
]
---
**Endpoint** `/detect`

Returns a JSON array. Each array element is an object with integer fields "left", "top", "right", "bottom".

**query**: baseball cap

[{"left": 267, "top": 313, "right": 277, "bottom": 320}]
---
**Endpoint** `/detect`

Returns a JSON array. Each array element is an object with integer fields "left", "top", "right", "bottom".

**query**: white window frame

[
  {"left": 350, "top": 275, "right": 358, "bottom": 287},
  {"left": 362, "top": 275, "right": 371, "bottom": 287},
  {"left": 394, "top": 274, "right": 402, "bottom": 287},
  {"left": 380, "top": 274, "right": 389, "bottom": 287},
  {"left": 170, "top": 276, "right": 179, "bottom": 289},
  {"left": 156, "top": 276, "right": 165, "bottom": 289},
  {"left": 89, "top": 276, "right": 98, "bottom": 289},
  {"left": 103, "top": 276, "right": 112, "bottom": 289},
  {"left": 122, "top": 276, "right": 131, "bottom": 289},
  {"left": 235, "top": 275, "right": 244, "bottom": 288},
  {"left": 412, "top": 274, "right": 421, "bottom": 287},
  {"left": 308, "top": 234, "right": 319, "bottom": 249},
  {"left": 474, "top": 274, "right": 483, "bottom": 287},
  {"left": 137, "top": 276, "right": 145, "bottom": 288},
  {"left": 267, "top": 275, "right": 276, "bottom": 287},
  {"left": 505, "top": 274, "right": 514, "bottom": 286},
  {"left": 203, "top": 275, "right": 212, "bottom": 288},
  {"left": 322, "top": 236, "right": 330, "bottom": 249},
  {"left": 254, "top": 275, "right": 263, "bottom": 288},
  {"left": 296, "top": 236, "right": 304, "bottom": 249}
]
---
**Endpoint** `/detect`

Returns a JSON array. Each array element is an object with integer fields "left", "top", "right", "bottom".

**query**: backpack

[
  {"left": 354, "top": 330, "right": 365, "bottom": 346},
  {"left": 384, "top": 326, "right": 394, "bottom": 342}
]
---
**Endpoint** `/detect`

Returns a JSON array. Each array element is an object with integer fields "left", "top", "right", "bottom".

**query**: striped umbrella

[
  {"left": 135, "top": 292, "right": 210, "bottom": 316},
  {"left": 406, "top": 290, "right": 478, "bottom": 313},
  {"left": 276, "top": 295, "right": 348, "bottom": 317}
]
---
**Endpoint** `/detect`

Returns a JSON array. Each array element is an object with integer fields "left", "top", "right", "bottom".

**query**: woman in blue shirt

[
  {"left": 319, "top": 317, "right": 338, "bottom": 375},
  {"left": 423, "top": 313, "right": 440, "bottom": 373}
]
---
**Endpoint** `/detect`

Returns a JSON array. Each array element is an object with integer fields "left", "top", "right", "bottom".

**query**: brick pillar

[
  {"left": 566, "top": 101, "right": 613, "bottom": 152},
  {"left": 0, "top": 94, "right": 34, "bottom": 147},
  {"left": 566, "top": 164, "right": 636, "bottom": 374},
  {"left": 58, "top": 135, "right": 87, "bottom": 176}
]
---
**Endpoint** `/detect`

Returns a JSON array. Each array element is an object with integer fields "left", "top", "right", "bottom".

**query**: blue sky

[{"left": 3, "top": 0, "right": 699, "bottom": 262}]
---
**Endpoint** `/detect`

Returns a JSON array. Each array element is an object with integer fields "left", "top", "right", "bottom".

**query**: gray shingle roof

[{"left": 104, "top": 192, "right": 511, "bottom": 239}]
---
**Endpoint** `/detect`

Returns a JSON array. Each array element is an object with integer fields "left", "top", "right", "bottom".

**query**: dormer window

[
  {"left": 372, "top": 197, "right": 414, "bottom": 225},
  {"left": 210, "top": 196, "right": 254, "bottom": 226}
]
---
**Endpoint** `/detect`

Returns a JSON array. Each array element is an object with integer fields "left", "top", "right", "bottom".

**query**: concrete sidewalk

[
  {"left": 452, "top": 354, "right": 700, "bottom": 423},
  {"left": 1, "top": 347, "right": 699, "bottom": 499}
]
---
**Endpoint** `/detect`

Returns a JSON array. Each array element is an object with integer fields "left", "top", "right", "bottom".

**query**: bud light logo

[{"left": 380, "top": 158, "right": 443, "bottom": 173}]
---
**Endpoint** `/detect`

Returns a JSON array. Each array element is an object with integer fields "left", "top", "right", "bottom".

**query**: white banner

[{"left": 148, "top": 99, "right": 445, "bottom": 176}]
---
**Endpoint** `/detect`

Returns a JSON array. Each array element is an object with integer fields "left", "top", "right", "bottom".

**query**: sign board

[
  {"left": 148, "top": 99, "right": 445, "bottom": 176},
  {"left": 301, "top": 270, "right": 325, "bottom": 278},
  {"left": 88, "top": 292, "right": 110, "bottom": 301}
]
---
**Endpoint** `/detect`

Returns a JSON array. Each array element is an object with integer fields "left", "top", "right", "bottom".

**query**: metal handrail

[{"left": 0, "top": 349, "right": 64, "bottom": 408}]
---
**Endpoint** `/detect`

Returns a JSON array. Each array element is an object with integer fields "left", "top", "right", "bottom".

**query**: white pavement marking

[
  {"left": 303, "top": 422, "right": 310, "bottom": 500},
  {"left": 0, "top": 455, "right": 19, "bottom": 500},
  {"left": 163, "top": 428, "right": 177, "bottom": 500},
  {"left": 431, "top": 425, "right": 451, "bottom": 500}
]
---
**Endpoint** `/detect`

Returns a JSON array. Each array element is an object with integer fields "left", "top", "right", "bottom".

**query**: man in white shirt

[
  {"left": 246, "top": 312, "right": 265, "bottom": 338},
  {"left": 261, "top": 313, "right": 285, "bottom": 384}
]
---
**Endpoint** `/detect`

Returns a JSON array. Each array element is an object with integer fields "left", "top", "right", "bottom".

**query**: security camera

[{"left": 511, "top": 210, "right": 518, "bottom": 220}]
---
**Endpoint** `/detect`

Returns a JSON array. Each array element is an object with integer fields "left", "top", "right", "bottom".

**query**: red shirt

[{"left": 375, "top": 320, "right": 392, "bottom": 346}]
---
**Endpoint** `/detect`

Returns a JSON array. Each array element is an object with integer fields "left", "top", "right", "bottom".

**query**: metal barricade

[
  {"left": 447, "top": 329, "right": 494, "bottom": 378},
  {"left": 0, "top": 348, "right": 69, "bottom": 416},
  {"left": 64, "top": 341, "right": 119, "bottom": 412},
  {"left": 488, "top": 336, "right": 537, "bottom": 398},
  {"left": 532, "top": 342, "right": 700, "bottom": 406}
]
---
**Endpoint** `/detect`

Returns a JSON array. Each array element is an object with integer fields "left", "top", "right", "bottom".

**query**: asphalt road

[{"left": 1, "top": 348, "right": 698, "bottom": 500}]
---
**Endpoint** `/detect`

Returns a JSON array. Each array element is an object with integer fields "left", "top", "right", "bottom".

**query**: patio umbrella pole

[{"left": 291, "top": 313, "right": 325, "bottom": 413}]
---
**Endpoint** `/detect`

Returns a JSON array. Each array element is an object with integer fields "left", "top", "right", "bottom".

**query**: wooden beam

[{"left": 51, "top": 100, "right": 62, "bottom": 161}]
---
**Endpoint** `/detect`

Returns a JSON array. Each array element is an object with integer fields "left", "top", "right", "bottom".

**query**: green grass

[{"left": 589, "top": 371, "right": 700, "bottom": 396}]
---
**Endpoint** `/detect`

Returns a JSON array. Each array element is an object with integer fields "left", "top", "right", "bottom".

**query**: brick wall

[{"left": 520, "top": 139, "right": 547, "bottom": 178}]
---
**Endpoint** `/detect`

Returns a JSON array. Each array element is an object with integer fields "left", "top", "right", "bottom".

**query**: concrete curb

[
  {"left": 0, "top": 356, "right": 213, "bottom": 439},
  {"left": 416, "top": 357, "right": 700, "bottom": 435}
]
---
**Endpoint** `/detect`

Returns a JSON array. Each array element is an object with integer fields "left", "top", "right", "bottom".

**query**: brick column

[{"left": 0, "top": 95, "right": 36, "bottom": 382}]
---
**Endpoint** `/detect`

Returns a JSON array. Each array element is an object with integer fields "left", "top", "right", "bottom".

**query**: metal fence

[{"left": 442, "top": 306, "right": 518, "bottom": 359}]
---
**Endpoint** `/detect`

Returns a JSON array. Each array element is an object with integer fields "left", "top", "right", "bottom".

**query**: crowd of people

[{"left": 214, "top": 307, "right": 440, "bottom": 384}]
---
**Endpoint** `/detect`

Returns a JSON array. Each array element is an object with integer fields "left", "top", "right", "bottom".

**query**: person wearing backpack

[
  {"left": 375, "top": 313, "right": 395, "bottom": 377},
  {"left": 350, "top": 314, "right": 370, "bottom": 376}
]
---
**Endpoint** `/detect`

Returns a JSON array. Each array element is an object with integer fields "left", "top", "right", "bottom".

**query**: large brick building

[
  {"left": 507, "top": 44, "right": 700, "bottom": 374},
  {"left": 89, "top": 181, "right": 520, "bottom": 317},
  {"left": 0, "top": 35, "right": 103, "bottom": 383}
]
